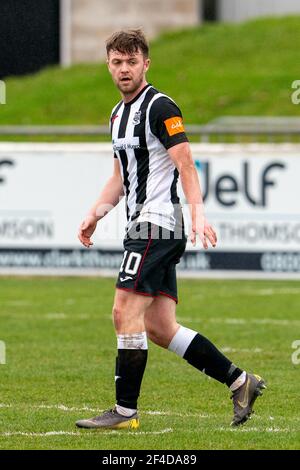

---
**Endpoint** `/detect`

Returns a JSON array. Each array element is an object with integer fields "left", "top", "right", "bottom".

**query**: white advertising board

[{"left": 0, "top": 143, "right": 299, "bottom": 273}]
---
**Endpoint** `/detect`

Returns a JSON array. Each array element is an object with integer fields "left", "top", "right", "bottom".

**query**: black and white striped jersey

[{"left": 110, "top": 84, "right": 188, "bottom": 232}]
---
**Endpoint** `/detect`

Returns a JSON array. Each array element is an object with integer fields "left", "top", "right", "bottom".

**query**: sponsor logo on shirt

[
  {"left": 113, "top": 143, "right": 140, "bottom": 151},
  {"left": 112, "top": 137, "right": 141, "bottom": 151},
  {"left": 164, "top": 116, "right": 185, "bottom": 136}
]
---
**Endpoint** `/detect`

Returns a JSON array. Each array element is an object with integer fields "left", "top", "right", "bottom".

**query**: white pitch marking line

[
  {"left": 210, "top": 288, "right": 300, "bottom": 297},
  {"left": 221, "top": 347, "right": 262, "bottom": 354},
  {"left": 44, "top": 313, "right": 90, "bottom": 320},
  {"left": 0, "top": 403, "right": 214, "bottom": 418},
  {"left": 250, "top": 318, "right": 300, "bottom": 326},
  {"left": 177, "top": 316, "right": 300, "bottom": 327},
  {"left": 4, "top": 300, "right": 33, "bottom": 306},
  {"left": 145, "top": 411, "right": 213, "bottom": 418},
  {"left": 0, "top": 428, "right": 173, "bottom": 437},
  {"left": 1, "top": 431, "right": 83, "bottom": 437},
  {"left": 1, "top": 403, "right": 300, "bottom": 429},
  {"left": 217, "top": 426, "right": 291, "bottom": 433},
  {"left": 35, "top": 404, "right": 100, "bottom": 413},
  {"left": 245, "top": 288, "right": 300, "bottom": 296},
  {"left": 0, "top": 403, "right": 99, "bottom": 413},
  {"left": 45, "top": 313, "right": 67, "bottom": 319}
]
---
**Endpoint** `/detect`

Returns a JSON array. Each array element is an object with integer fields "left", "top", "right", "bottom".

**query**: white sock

[
  {"left": 230, "top": 371, "right": 246, "bottom": 391},
  {"left": 115, "top": 404, "right": 137, "bottom": 417},
  {"left": 168, "top": 325, "right": 197, "bottom": 357}
]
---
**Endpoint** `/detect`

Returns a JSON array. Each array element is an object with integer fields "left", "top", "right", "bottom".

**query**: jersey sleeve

[{"left": 149, "top": 96, "right": 189, "bottom": 149}]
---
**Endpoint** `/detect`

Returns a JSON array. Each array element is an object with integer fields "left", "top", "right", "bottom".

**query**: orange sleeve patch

[{"left": 164, "top": 116, "right": 185, "bottom": 136}]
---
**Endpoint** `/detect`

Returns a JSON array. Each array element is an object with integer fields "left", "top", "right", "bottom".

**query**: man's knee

[
  {"left": 112, "top": 290, "right": 153, "bottom": 333},
  {"left": 112, "top": 304, "right": 125, "bottom": 331},
  {"left": 112, "top": 302, "right": 143, "bottom": 332}
]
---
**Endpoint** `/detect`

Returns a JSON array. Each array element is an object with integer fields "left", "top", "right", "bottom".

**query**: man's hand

[
  {"left": 78, "top": 215, "right": 98, "bottom": 248},
  {"left": 190, "top": 217, "right": 217, "bottom": 250}
]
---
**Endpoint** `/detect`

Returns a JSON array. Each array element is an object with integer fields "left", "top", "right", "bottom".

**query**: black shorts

[{"left": 116, "top": 222, "right": 187, "bottom": 303}]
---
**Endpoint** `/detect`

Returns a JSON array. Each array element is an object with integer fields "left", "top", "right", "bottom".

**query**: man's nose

[{"left": 120, "top": 62, "right": 129, "bottom": 73}]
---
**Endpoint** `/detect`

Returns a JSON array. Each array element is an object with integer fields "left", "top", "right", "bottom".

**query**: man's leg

[
  {"left": 76, "top": 289, "right": 153, "bottom": 429},
  {"left": 145, "top": 295, "right": 265, "bottom": 426},
  {"left": 112, "top": 289, "right": 153, "bottom": 415},
  {"left": 145, "top": 295, "right": 241, "bottom": 385}
]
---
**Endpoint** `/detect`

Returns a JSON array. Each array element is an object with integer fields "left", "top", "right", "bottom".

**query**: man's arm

[
  {"left": 168, "top": 142, "right": 217, "bottom": 250},
  {"left": 78, "top": 159, "right": 124, "bottom": 248}
]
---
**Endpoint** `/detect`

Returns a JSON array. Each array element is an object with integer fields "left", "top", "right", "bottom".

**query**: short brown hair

[{"left": 106, "top": 29, "right": 149, "bottom": 58}]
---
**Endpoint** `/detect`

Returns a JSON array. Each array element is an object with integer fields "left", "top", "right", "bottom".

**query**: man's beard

[{"left": 117, "top": 75, "right": 143, "bottom": 95}]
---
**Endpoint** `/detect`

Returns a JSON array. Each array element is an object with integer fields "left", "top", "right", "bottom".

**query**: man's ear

[
  {"left": 106, "top": 59, "right": 111, "bottom": 74},
  {"left": 144, "top": 58, "right": 151, "bottom": 73}
]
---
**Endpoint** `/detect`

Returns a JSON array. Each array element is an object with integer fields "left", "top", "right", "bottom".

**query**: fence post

[{"left": 0, "top": 81, "right": 6, "bottom": 105}]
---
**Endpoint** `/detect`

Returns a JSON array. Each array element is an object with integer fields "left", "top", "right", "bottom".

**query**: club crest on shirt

[{"left": 132, "top": 111, "right": 142, "bottom": 125}]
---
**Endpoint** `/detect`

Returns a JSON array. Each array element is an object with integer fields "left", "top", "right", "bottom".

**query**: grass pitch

[{"left": 0, "top": 277, "right": 299, "bottom": 450}]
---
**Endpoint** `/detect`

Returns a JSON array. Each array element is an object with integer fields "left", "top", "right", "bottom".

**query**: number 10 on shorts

[{"left": 120, "top": 251, "right": 142, "bottom": 275}]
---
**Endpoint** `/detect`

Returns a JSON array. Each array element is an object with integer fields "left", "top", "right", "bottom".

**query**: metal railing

[
  {"left": 197, "top": 117, "right": 300, "bottom": 142},
  {"left": 0, "top": 117, "right": 299, "bottom": 142}
]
